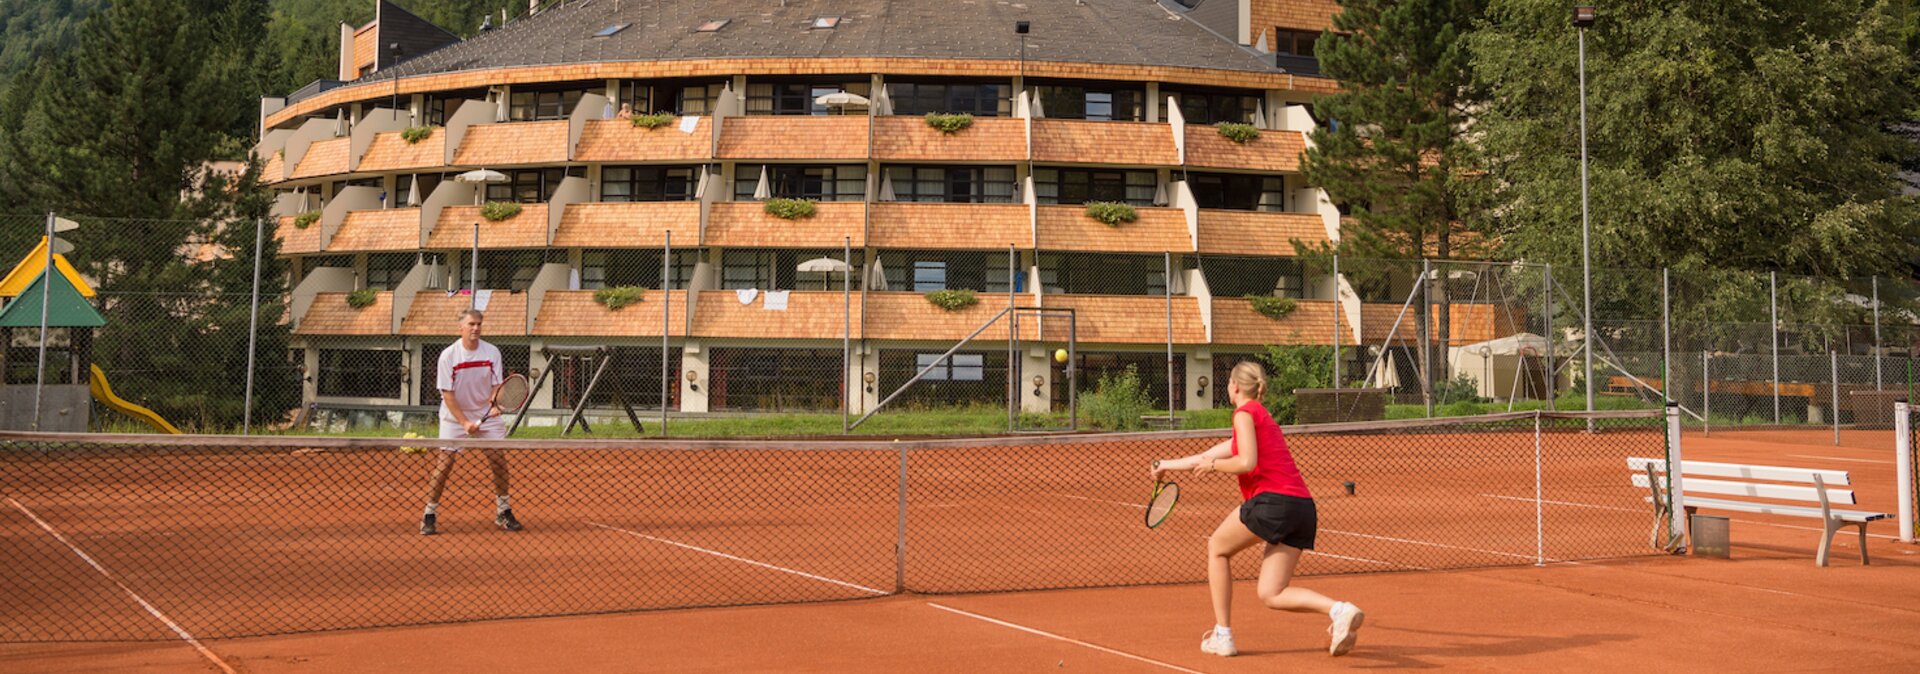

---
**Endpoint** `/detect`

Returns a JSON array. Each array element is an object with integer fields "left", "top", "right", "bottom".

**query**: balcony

[
  {"left": 402, "top": 290, "right": 528, "bottom": 337},
  {"left": 861, "top": 292, "right": 1021, "bottom": 342},
  {"left": 553, "top": 201, "right": 699, "bottom": 248},
  {"left": 871, "top": 117, "right": 1025, "bottom": 162},
  {"left": 1031, "top": 120, "right": 1176, "bottom": 166},
  {"left": 427, "top": 204, "right": 549, "bottom": 249},
  {"left": 1210, "top": 298, "right": 1347, "bottom": 347},
  {"left": 294, "top": 291, "right": 393, "bottom": 336},
  {"left": 716, "top": 117, "right": 870, "bottom": 161},
  {"left": 277, "top": 215, "right": 323, "bottom": 255},
  {"left": 867, "top": 202, "right": 1030, "bottom": 250},
  {"left": 1183, "top": 126, "right": 1305, "bottom": 173},
  {"left": 1035, "top": 295, "right": 1206, "bottom": 345},
  {"left": 705, "top": 202, "right": 865, "bottom": 248},
  {"left": 1358, "top": 303, "right": 1526, "bottom": 344},
  {"left": 1035, "top": 204, "right": 1189, "bottom": 253},
  {"left": 574, "top": 118, "right": 712, "bottom": 163},
  {"left": 450, "top": 120, "right": 567, "bottom": 167},
  {"left": 359, "top": 130, "right": 446, "bottom": 173},
  {"left": 328, "top": 209, "right": 422, "bottom": 252},
  {"left": 531, "top": 289, "right": 689, "bottom": 337},
  {"left": 1194, "top": 210, "right": 1327, "bottom": 256},
  {"left": 262, "top": 152, "right": 286, "bottom": 184},
  {"left": 693, "top": 290, "right": 860, "bottom": 340},
  {"left": 290, "top": 137, "right": 350, "bottom": 180}
]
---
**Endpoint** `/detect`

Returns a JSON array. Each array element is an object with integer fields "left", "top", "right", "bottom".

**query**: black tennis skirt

[{"left": 1239, "top": 492, "right": 1317, "bottom": 550}]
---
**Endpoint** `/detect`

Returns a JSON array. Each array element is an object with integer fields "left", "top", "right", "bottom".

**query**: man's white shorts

[{"left": 439, "top": 417, "right": 507, "bottom": 451}]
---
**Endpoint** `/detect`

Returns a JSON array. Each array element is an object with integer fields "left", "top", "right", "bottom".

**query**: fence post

[
  {"left": 1534, "top": 411, "right": 1544, "bottom": 566},
  {"left": 1666, "top": 402, "right": 1689, "bottom": 549},
  {"left": 1165, "top": 251, "right": 1174, "bottom": 423},
  {"left": 1896, "top": 400, "right": 1913, "bottom": 544},
  {"left": 843, "top": 235, "right": 851, "bottom": 434},
  {"left": 1771, "top": 271, "right": 1780, "bottom": 425},
  {"left": 1007, "top": 245, "right": 1017, "bottom": 431},
  {"left": 1332, "top": 253, "right": 1341, "bottom": 390},
  {"left": 1422, "top": 258, "right": 1434, "bottom": 418},
  {"left": 664, "top": 231, "right": 675, "bottom": 437},
  {"left": 1662, "top": 267, "right": 1671, "bottom": 404},
  {"left": 1545, "top": 264, "right": 1554, "bottom": 410},
  {"left": 1873, "top": 276, "right": 1883, "bottom": 391},
  {"left": 1701, "top": 350, "right": 1710, "bottom": 435},
  {"left": 1832, "top": 349, "right": 1840, "bottom": 446},
  {"left": 243, "top": 216, "right": 266, "bottom": 435}
]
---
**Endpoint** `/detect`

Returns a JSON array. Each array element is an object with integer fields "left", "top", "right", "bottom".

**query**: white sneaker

[
  {"left": 1199, "top": 629, "right": 1237, "bottom": 657},
  {"left": 1328, "top": 602, "right": 1364, "bottom": 656}
]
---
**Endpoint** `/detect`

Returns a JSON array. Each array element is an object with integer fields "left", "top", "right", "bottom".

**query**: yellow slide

[{"left": 88, "top": 364, "right": 182, "bottom": 434}]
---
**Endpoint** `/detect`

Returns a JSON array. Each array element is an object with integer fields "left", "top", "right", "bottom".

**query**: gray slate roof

[{"left": 360, "top": 0, "right": 1279, "bottom": 83}]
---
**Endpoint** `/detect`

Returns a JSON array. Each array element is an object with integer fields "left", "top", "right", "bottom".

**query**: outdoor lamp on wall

[
  {"left": 1196, "top": 375, "right": 1209, "bottom": 399},
  {"left": 1032, "top": 375, "right": 1045, "bottom": 397},
  {"left": 685, "top": 369, "right": 699, "bottom": 392},
  {"left": 1571, "top": 5, "right": 1597, "bottom": 27},
  {"left": 863, "top": 371, "right": 877, "bottom": 393}
]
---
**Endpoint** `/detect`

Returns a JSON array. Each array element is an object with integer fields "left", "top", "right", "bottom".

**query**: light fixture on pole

[
  {"left": 388, "top": 43, "right": 405, "bottom": 116},
  {"left": 1015, "top": 21, "right": 1030, "bottom": 108},
  {"left": 1574, "top": 5, "right": 1595, "bottom": 416}
]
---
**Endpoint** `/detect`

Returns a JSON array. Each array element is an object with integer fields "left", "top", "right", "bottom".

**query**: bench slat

[
  {"left": 1631, "top": 474, "right": 1855, "bottom": 505},
  {"left": 1626, "top": 457, "right": 1850, "bottom": 486},
  {"left": 1663, "top": 496, "right": 1889, "bottom": 523}
]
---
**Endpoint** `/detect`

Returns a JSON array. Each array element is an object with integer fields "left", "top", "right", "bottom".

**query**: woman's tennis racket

[
  {"left": 1146, "top": 461, "right": 1180, "bottom": 529},
  {"left": 477, "top": 373, "right": 531, "bottom": 426}
]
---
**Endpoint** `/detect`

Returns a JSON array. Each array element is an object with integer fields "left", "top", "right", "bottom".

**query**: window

[
  {"left": 671, "top": 82, "right": 727, "bottom": 115},
  {"left": 396, "top": 174, "right": 441, "bottom": 205},
  {"left": 486, "top": 168, "right": 584, "bottom": 203},
  {"left": 1188, "top": 173, "right": 1285, "bottom": 211},
  {"left": 473, "top": 250, "right": 563, "bottom": 291},
  {"left": 365, "top": 253, "right": 413, "bottom": 290},
  {"left": 734, "top": 164, "right": 867, "bottom": 201},
  {"left": 317, "top": 349, "right": 402, "bottom": 398},
  {"left": 600, "top": 166, "right": 698, "bottom": 202},
  {"left": 916, "top": 353, "right": 985, "bottom": 381},
  {"left": 877, "top": 251, "right": 1010, "bottom": 293},
  {"left": 1038, "top": 253, "right": 1168, "bottom": 296},
  {"left": 1032, "top": 168, "right": 1156, "bottom": 206},
  {"left": 550, "top": 346, "right": 679, "bottom": 410},
  {"left": 695, "top": 19, "right": 731, "bottom": 32},
  {"left": 1032, "top": 82, "right": 1145, "bottom": 121},
  {"left": 1274, "top": 28, "right": 1319, "bottom": 56},
  {"left": 581, "top": 249, "right": 700, "bottom": 289},
  {"left": 509, "top": 89, "right": 585, "bottom": 121},
  {"left": 888, "top": 81, "right": 1012, "bottom": 117},
  {"left": 1199, "top": 256, "right": 1307, "bottom": 298},
  {"left": 707, "top": 347, "right": 844, "bottom": 412},
  {"left": 593, "top": 23, "right": 631, "bottom": 38},
  {"left": 883, "top": 166, "right": 1017, "bottom": 203},
  {"left": 810, "top": 16, "right": 841, "bottom": 29},
  {"left": 722, "top": 249, "right": 864, "bottom": 290},
  {"left": 745, "top": 81, "right": 869, "bottom": 115},
  {"left": 877, "top": 350, "right": 1008, "bottom": 406},
  {"left": 617, "top": 81, "right": 652, "bottom": 114},
  {"left": 1169, "top": 89, "right": 1261, "bottom": 125}
]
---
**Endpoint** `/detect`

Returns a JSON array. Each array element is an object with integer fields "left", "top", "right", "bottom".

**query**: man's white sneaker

[
  {"left": 1329, "top": 602, "right": 1364, "bottom": 656},
  {"left": 1199, "top": 629, "right": 1238, "bottom": 657}
]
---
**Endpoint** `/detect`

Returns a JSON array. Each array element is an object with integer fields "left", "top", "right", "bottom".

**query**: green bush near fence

[{"left": 1082, "top": 365, "right": 1154, "bottom": 431}]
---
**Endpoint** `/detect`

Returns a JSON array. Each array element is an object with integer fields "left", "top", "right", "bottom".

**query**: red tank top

[{"left": 1230, "top": 400, "right": 1312, "bottom": 500}]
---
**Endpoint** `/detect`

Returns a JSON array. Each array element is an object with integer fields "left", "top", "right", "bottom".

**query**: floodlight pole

[{"left": 1575, "top": 7, "right": 1596, "bottom": 417}]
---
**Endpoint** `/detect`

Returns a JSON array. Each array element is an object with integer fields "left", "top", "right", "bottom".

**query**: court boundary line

[
  {"left": 925, "top": 602, "right": 1208, "bottom": 674},
  {"left": 1783, "top": 454, "right": 1894, "bottom": 465},
  {"left": 5, "top": 498, "right": 235, "bottom": 674},
  {"left": 585, "top": 521, "right": 888, "bottom": 596},
  {"left": 1476, "top": 493, "right": 1903, "bottom": 541}
]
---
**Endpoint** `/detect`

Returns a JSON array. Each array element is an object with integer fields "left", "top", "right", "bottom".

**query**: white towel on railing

[
  {"left": 735, "top": 288, "right": 759, "bottom": 305},
  {"left": 763, "top": 290, "right": 790, "bottom": 311},
  {"left": 679, "top": 115, "right": 700, "bottom": 134},
  {"left": 474, "top": 289, "right": 493, "bottom": 311}
]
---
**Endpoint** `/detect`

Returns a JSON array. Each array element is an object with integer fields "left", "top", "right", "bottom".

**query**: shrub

[
  {"left": 593, "top": 286, "right": 645, "bottom": 310},
  {"left": 764, "top": 197, "right": 817, "bottom": 220},
  {"left": 293, "top": 210, "right": 321, "bottom": 229},
  {"left": 1082, "top": 365, "right": 1154, "bottom": 431},
  {"left": 1434, "top": 373, "right": 1485, "bottom": 404},
  {"left": 1257, "top": 345, "right": 1334, "bottom": 424},
  {"left": 1216, "top": 122, "right": 1261, "bottom": 144},
  {"left": 924, "top": 289, "right": 978, "bottom": 311},
  {"left": 630, "top": 112, "right": 674, "bottom": 129},
  {"left": 1084, "top": 201, "right": 1138, "bottom": 226},
  {"left": 480, "top": 201, "right": 522, "bottom": 221},
  {"left": 346, "top": 289, "right": 378, "bottom": 309},
  {"left": 924, "top": 112, "right": 974, "bottom": 134},
  {"left": 400, "top": 126, "right": 433, "bottom": 144},
  {"left": 1245, "top": 294, "right": 1297, "bottom": 319}
]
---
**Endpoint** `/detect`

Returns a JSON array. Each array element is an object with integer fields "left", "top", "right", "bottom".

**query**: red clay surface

[{"left": 3, "top": 426, "right": 1916, "bottom": 672}]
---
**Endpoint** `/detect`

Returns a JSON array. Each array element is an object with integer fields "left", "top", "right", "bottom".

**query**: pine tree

[{"left": 1301, "top": 0, "right": 1488, "bottom": 405}]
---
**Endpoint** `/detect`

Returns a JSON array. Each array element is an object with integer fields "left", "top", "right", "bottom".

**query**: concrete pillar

[
  {"left": 680, "top": 340, "right": 710, "bottom": 413},
  {"left": 1145, "top": 82, "right": 1161, "bottom": 123}
]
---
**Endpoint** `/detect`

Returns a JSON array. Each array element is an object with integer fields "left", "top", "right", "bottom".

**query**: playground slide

[{"left": 87, "top": 364, "right": 182, "bottom": 434}]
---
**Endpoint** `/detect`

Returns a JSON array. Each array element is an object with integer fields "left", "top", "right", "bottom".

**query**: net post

[
  {"left": 1897, "top": 400, "right": 1913, "bottom": 544},
  {"left": 1534, "top": 411, "right": 1544, "bottom": 566},
  {"left": 1665, "top": 402, "right": 1688, "bottom": 550}
]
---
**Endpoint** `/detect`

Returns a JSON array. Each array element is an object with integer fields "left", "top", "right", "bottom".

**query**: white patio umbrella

[
  {"left": 814, "top": 91, "right": 871, "bottom": 110},
  {"left": 796, "top": 257, "right": 852, "bottom": 274},
  {"left": 405, "top": 175, "right": 422, "bottom": 207},
  {"left": 879, "top": 171, "right": 897, "bottom": 201},
  {"left": 752, "top": 166, "right": 771, "bottom": 200},
  {"left": 455, "top": 169, "right": 509, "bottom": 205}
]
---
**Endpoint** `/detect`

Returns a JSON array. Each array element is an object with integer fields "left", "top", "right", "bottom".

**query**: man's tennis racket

[
  {"left": 1146, "top": 461, "right": 1180, "bottom": 529},
  {"left": 477, "top": 373, "right": 531, "bottom": 426}
]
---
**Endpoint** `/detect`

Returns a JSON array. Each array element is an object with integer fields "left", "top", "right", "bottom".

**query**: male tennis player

[
  {"left": 420, "top": 309, "right": 522, "bottom": 535},
  {"left": 1151, "top": 361, "right": 1363, "bottom": 657}
]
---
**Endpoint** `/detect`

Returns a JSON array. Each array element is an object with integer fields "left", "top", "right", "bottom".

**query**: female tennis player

[
  {"left": 1151, "top": 361, "right": 1363, "bottom": 657},
  {"left": 419, "top": 309, "right": 522, "bottom": 535}
]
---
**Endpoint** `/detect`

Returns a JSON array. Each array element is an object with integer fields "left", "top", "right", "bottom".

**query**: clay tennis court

[{"left": 2, "top": 414, "right": 1916, "bottom": 672}]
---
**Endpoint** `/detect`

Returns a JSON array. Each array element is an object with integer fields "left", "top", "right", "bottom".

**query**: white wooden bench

[{"left": 1627, "top": 457, "right": 1891, "bottom": 566}]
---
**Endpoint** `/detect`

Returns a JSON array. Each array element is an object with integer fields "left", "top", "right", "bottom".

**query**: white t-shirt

[{"left": 437, "top": 340, "right": 504, "bottom": 424}]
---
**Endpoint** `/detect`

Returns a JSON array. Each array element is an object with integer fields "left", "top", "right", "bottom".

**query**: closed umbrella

[
  {"left": 752, "top": 166, "right": 771, "bottom": 200},
  {"left": 1029, "top": 91, "right": 1045, "bottom": 119},
  {"left": 405, "top": 175, "right": 422, "bottom": 206},
  {"left": 879, "top": 171, "right": 897, "bottom": 201},
  {"left": 694, "top": 165, "right": 709, "bottom": 199},
  {"left": 873, "top": 85, "right": 895, "bottom": 116},
  {"left": 1252, "top": 100, "right": 1268, "bottom": 129},
  {"left": 1153, "top": 181, "right": 1168, "bottom": 207}
]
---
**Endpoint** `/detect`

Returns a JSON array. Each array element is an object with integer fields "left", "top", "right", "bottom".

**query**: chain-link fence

[{"left": 0, "top": 408, "right": 1664, "bottom": 641}]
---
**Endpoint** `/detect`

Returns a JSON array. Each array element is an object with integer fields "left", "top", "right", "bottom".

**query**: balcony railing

[
  {"left": 531, "top": 289, "right": 690, "bottom": 337},
  {"left": 1035, "top": 204, "right": 1189, "bottom": 253},
  {"left": 717, "top": 116, "right": 870, "bottom": 160},
  {"left": 575, "top": 118, "right": 712, "bottom": 163},
  {"left": 553, "top": 201, "right": 699, "bottom": 248},
  {"left": 329, "top": 209, "right": 422, "bottom": 252},
  {"left": 705, "top": 201, "right": 865, "bottom": 248},
  {"left": 450, "top": 120, "right": 568, "bottom": 166},
  {"left": 871, "top": 117, "right": 1026, "bottom": 162},
  {"left": 1183, "top": 125, "right": 1305, "bottom": 172},
  {"left": 867, "top": 202, "right": 1030, "bottom": 249},
  {"left": 1031, "top": 119, "right": 1176, "bottom": 166},
  {"left": 1210, "top": 297, "right": 1347, "bottom": 346},
  {"left": 1195, "top": 210, "right": 1326, "bottom": 256}
]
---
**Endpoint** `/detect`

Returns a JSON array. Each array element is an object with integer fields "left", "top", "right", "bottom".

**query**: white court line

[
  {"left": 1785, "top": 454, "right": 1894, "bottom": 465},
  {"left": 7, "top": 498, "right": 236, "bottom": 674},
  {"left": 1050, "top": 493, "right": 1430, "bottom": 570},
  {"left": 585, "top": 521, "right": 888, "bottom": 595},
  {"left": 1477, "top": 493, "right": 1904, "bottom": 541},
  {"left": 1481, "top": 493, "right": 1641, "bottom": 513},
  {"left": 926, "top": 602, "right": 1208, "bottom": 674}
]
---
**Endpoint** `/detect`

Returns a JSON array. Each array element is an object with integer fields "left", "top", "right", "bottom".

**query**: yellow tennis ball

[{"left": 1054, "top": 349, "right": 1068, "bottom": 363}]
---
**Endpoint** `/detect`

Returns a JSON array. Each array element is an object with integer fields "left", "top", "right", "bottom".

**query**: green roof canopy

[{"left": 0, "top": 270, "right": 106, "bottom": 328}]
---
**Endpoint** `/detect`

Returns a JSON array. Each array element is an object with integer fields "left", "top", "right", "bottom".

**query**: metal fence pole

[
  {"left": 1422, "top": 258, "right": 1435, "bottom": 418},
  {"left": 243, "top": 217, "right": 266, "bottom": 435},
  {"left": 664, "top": 231, "right": 674, "bottom": 437},
  {"left": 1165, "top": 251, "right": 1174, "bottom": 422},
  {"left": 1533, "top": 411, "right": 1544, "bottom": 566},
  {"left": 1545, "top": 263, "right": 1555, "bottom": 410},
  {"left": 1662, "top": 268, "right": 1671, "bottom": 404},
  {"left": 1874, "top": 276, "right": 1883, "bottom": 391},
  {"left": 1832, "top": 349, "right": 1840, "bottom": 446},
  {"left": 32, "top": 211, "right": 52, "bottom": 431},
  {"left": 843, "top": 235, "right": 851, "bottom": 434},
  {"left": 1702, "top": 350, "right": 1711, "bottom": 435},
  {"left": 1332, "top": 253, "right": 1341, "bottom": 389},
  {"left": 1007, "top": 245, "right": 1017, "bottom": 431},
  {"left": 1771, "top": 271, "right": 1781, "bottom": 424}
]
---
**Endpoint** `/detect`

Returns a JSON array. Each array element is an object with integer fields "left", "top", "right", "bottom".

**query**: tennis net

[{"left": 0, "top": 408, "right": 1666, "bottom": 641}]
